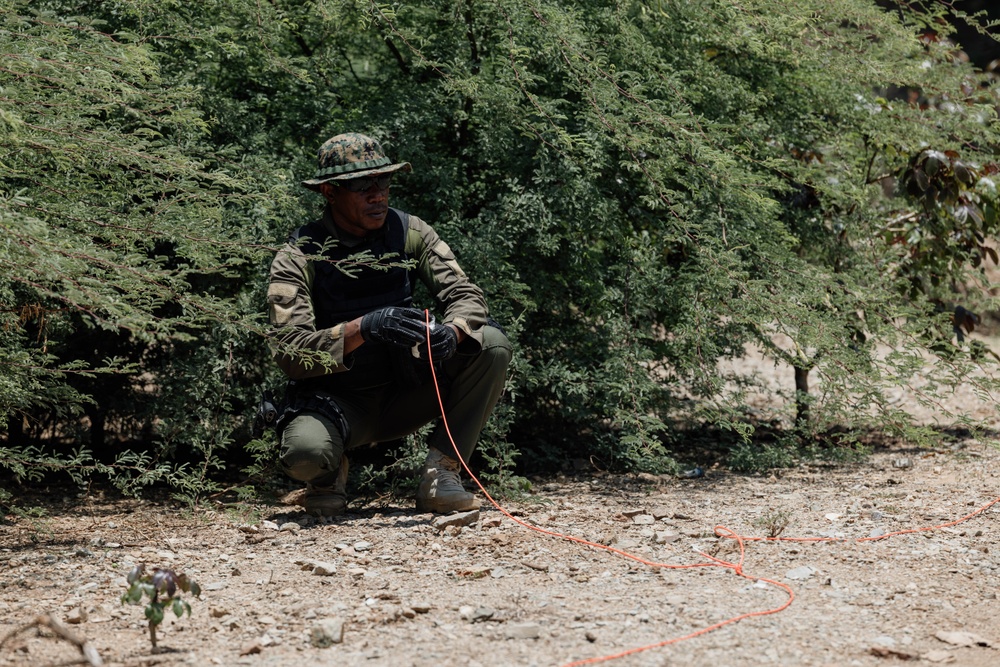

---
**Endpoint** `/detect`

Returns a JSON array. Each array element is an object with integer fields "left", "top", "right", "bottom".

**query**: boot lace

[{"left": 435, "top": 456, "right": 464, "bottom": 491}]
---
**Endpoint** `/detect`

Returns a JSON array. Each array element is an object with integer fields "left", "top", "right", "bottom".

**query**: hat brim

[{"left": 301, "top": 161, "right": 412, "bottom": 191}]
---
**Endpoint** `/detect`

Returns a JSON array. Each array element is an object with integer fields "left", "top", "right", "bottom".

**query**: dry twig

[{"left": 0, "top": 613, "right": 103, "bottom": 666}]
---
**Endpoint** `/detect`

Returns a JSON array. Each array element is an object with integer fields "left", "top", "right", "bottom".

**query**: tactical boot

[
  {"left": 415, "top": 448, "right": 480, "bottom": 514},
  {"left": 303, "top": 455, "right": 349, "bottom": 517}
]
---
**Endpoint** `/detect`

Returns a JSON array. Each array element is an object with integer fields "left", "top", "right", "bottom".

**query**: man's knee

[
  {"left": 481, "top": 325, "right": 513, "bottom": 371},
  {"left": 280, "top": 412, "right": 344, "bottom": 482}
]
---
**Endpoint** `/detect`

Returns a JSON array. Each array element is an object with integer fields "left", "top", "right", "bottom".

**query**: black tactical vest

[{"left": 291, "top": 208, "right": 413, "bottom": 328}]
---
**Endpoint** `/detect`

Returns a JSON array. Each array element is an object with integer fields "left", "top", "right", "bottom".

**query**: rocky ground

[
  {"left": 4, "top": 332, "right": 1000, "bottom": 667},
  {"left": 1, "top": 436, "right": 998, "bottom": 667}
]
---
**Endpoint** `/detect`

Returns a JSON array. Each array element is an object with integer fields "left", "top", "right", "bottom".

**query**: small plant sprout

[
  {"left": 121, "top": 564, "right": 201, "bottom": 649},
  {"left": 753, "top": 509, "right": 791, "bottom": 538}
]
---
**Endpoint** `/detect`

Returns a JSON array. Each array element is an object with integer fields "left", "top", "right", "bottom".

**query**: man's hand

[
  {"left": 359, "top": 307, "right": 427, "bottom": 348},
  {"left": 415, "top": 324, "right": 458, "bottom": 362}
]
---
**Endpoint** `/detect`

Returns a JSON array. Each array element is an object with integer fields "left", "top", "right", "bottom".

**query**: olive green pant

[{"left": 280, "top": 326, "right": 512, "bottom": 488}]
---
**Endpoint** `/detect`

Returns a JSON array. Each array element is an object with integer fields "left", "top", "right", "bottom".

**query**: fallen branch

[{"left": 0, "top": 613, "right": 103, "bottom": 666}]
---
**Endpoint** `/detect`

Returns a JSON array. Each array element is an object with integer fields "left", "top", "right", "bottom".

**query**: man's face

[{"left": 320, "top": 176, "right": 391, "bottom": 237}]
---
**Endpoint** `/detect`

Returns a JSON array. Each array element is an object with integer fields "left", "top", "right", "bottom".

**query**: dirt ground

[{"left": 2, "top": 346, "right": 1000, "bottom": 667}]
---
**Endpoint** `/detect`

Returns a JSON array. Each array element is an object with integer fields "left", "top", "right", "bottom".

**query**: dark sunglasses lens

[{"left": 341, "top": 175, "right": 392, "bottom": 192}]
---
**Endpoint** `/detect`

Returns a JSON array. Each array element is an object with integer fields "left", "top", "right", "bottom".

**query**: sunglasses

[{"left": 336, "top": 174, "right": 392, "bottom": 193}]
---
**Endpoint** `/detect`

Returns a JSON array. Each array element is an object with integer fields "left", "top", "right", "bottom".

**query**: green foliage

[
  {"left": 728, "top": 441, "right": 797, "bottom": 473},
  {"left": 3, "top": 0, "right": 1000, "bottom": 500},
  {"left": 121, "top": 564, "right": 200, "bottom": 649},
  {"left": 0, "top": 1, "right": 284, "bottom": 495},
  {"left": 0, "top": 485, "right": 46, "bottom": 532}
]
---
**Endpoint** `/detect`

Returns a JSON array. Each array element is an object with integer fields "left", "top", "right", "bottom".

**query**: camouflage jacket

[{"left": 267, "top": 206, "right": 489, "bottom": 379}]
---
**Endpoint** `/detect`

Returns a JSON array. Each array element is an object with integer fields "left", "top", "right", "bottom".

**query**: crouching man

[{"left": 267, "top": 132, "right": 512, "bottom": 517}]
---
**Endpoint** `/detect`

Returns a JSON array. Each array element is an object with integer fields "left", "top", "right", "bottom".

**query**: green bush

[{"left": 3, "top": 0, "right": 1000, "bottom": 500}]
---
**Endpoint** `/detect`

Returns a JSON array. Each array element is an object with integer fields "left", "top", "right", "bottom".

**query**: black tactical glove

[
  {"left": 415, "top": 324, "right": 458, "bottom": 362},
  {"left": 359, "top": 307, "right": 427, "bottom": 348}
]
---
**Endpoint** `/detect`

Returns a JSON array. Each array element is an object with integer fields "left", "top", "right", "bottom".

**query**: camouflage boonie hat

[{"left": 301, "top": 133, "right": 412, "bottom": 191}]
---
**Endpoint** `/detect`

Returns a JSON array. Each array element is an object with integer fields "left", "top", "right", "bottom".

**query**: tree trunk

[{"left": 794, "top": 366, "right": 810, "bottom": 427}]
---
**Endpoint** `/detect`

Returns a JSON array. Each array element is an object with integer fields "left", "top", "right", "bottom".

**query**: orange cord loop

[{"left": 420, "top": 310, "right": 998, "bottom": 666}]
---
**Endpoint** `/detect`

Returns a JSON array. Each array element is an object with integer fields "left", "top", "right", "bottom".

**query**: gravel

[{"left": 1, "top": 439, "right": 998, "bottom": 667}]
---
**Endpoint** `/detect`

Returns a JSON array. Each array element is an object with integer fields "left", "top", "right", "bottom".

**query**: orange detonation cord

[{"left": 421, "top": 311, "right": 999, "bottom": 666}]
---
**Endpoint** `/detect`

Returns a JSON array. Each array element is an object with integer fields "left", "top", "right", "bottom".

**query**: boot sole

[
  {"left": 305, "top": 505, "right": 347, "bottom": 517},
  {"left": 415, "top": 497, "right": 481, "bottom": 514}
]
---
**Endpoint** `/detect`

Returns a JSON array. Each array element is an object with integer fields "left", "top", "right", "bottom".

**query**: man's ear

[{"left": 318, "top": 182, "right": 337, "bottom": 200}]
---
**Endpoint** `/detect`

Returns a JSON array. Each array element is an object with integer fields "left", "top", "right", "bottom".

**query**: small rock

[
  {"left": 649, "top": 506, "right": 672, "bottom": 520},
  {"left": 631, "top": 514, "right": 655, "bottom": 525},
  {"left": 471, "top": 606, "right": 495, "bottom": 622},
  {"left": 354, "top": 541, "right": 374, "bottom": 552},
  {"left": 870, "top": 646, "right": 918, "bottom": 660},
  {"left": 218, "top": 615, "right": 240, "bottom": 630},
  {"left": 310, "top": 619, "right": 345, "bottom": 647},
  {"left": 935, "top": 630, "right": 993, "bottom": 647},
  {"left": 240, "top": 640, "right": 264, "bottom": 656},
  {"left": 295, "top": 559, "right": 337, "bottom": 576},
  {"left": 311, "top": 563, "right": 338, "bottom": 577},
  {"left": 278, "top": 522, "right": 300, "bottom": 532},
  {"left": 432, "top": 510, "right": 480, "bottom": 531},
  {"left": 521, "top": 560, "right": 550, "bottom": 572},
  {"left": 506, "top": 622, "right": 540, "bottom": 639},
  {"left": 923, "top": 650, "right": 956, "bottom": 663},
  {"left": 65, "top": 607, "right": 87, "bottom": 624},
  {"left": 785, "top": 566, "right": 816, "bottom": 581},
  {"left": 654, "top": 531, "right": 680, "bottom": 544}
]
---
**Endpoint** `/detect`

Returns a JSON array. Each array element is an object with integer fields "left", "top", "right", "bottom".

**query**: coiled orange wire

[{"left": 421, "top": 311, "right": 999, "bottom": 666}]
